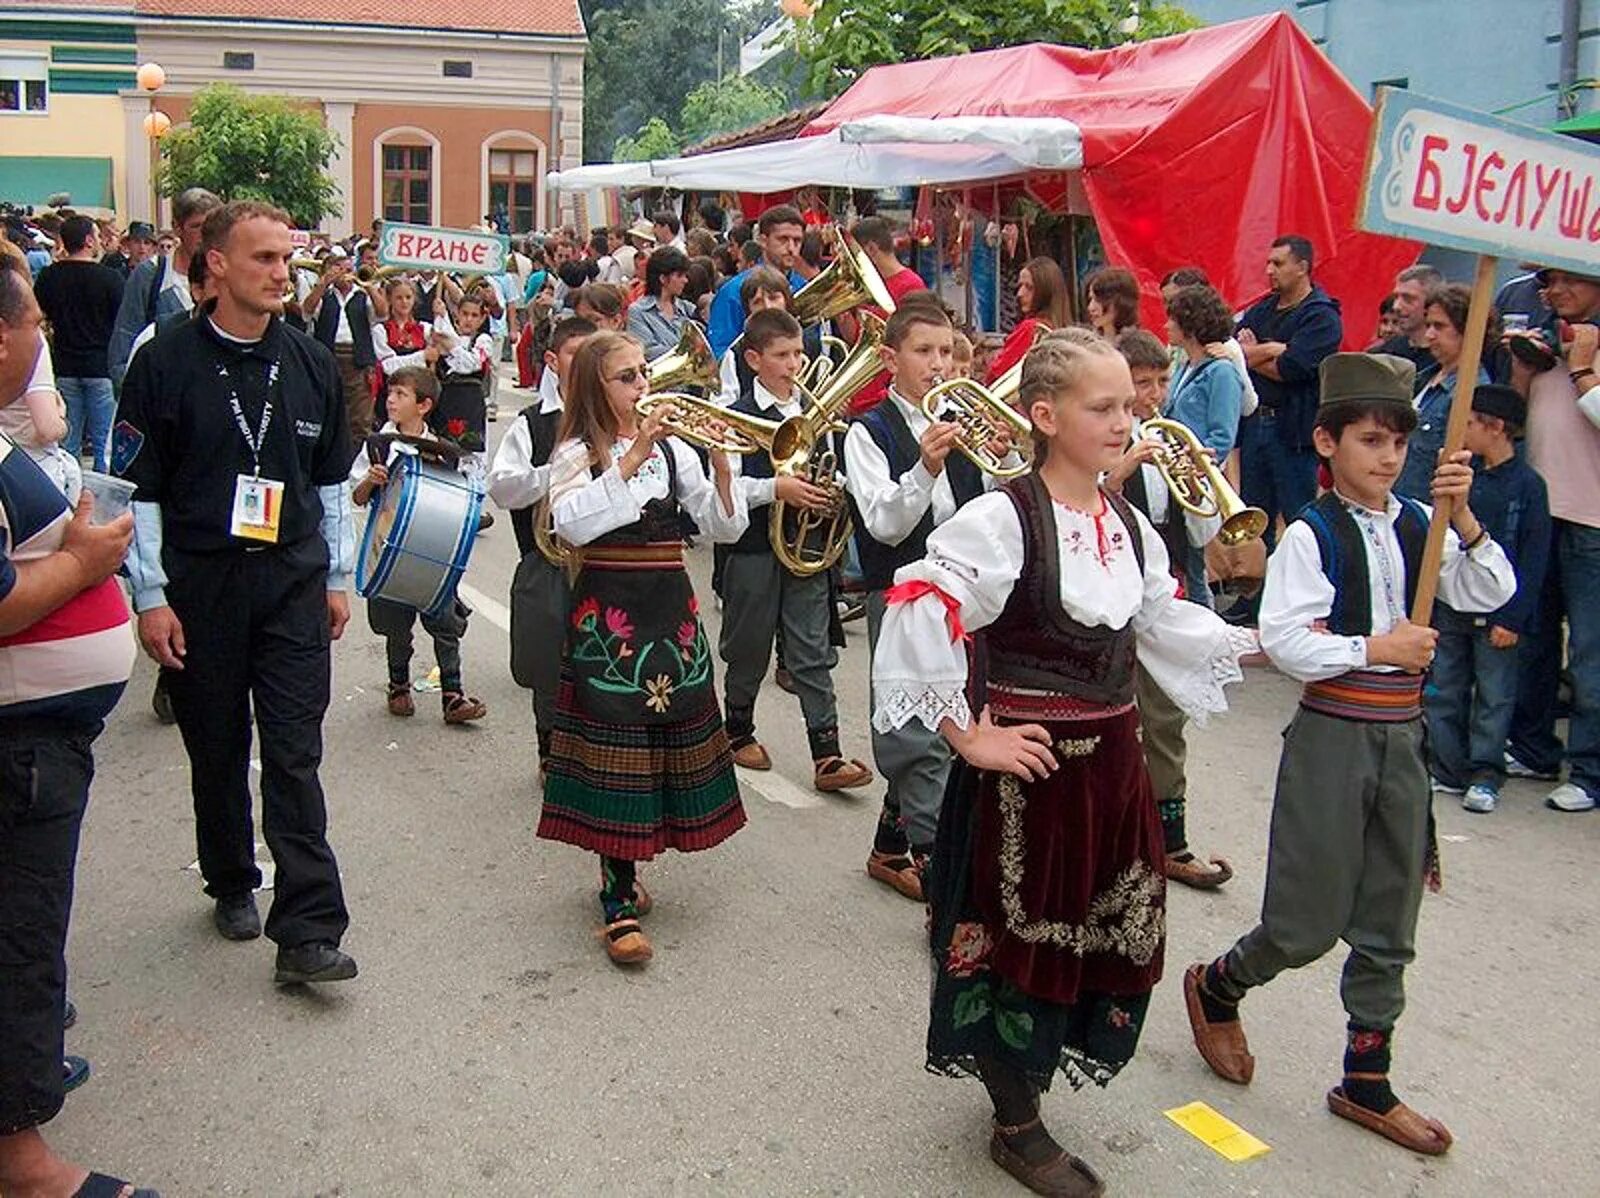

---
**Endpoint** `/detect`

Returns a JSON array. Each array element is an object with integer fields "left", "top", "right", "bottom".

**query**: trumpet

[
  {"left": 920, "top": 362, "right": 1033, "bottom": 480},
  {"left": 797, "top": 333, "right": 851, "bottom": 392},
  {"left": 1140, "top": 418, "right": 1267, "bottom": 546},
  {"left": 533, "top": 496, "right": 572, "bottom": 569}
]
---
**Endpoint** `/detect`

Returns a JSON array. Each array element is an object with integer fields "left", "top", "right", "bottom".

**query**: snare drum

[{"left": 356, "top": 452, "right": 484, "bottom": 618}]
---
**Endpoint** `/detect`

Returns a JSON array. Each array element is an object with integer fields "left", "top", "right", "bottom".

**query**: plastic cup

[{"left": 79, "top": 470, "right": 137, "bottom": 525}]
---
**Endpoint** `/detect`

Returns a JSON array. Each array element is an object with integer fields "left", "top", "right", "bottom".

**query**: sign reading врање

[
  {"left": 1359, "top": 88, "right": 1600, "bottom": 276},
  {"left": 378, "top": 222, "right": 510, "bottom": 275}
]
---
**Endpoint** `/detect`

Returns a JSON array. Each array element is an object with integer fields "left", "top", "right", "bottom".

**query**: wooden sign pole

[{"left": 1408, "top": 253, "right": 1498, "bottom": 625}]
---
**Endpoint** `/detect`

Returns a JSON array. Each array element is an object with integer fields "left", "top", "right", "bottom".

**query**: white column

[
  {"left": 325, "top": 102, "right": 356, "bottom": 238},
  {"left": 121, "top": 93, "right": 153, "bottom": 224}
]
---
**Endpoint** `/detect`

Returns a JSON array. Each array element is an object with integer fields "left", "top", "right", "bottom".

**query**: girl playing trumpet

[{"left": 538, "top": 331, "right": 750, "bottom": 966}]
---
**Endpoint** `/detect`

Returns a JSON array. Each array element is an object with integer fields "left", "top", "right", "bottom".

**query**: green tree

[
  {"left": 158, "top": 84, "right": 340, "bottom": 227},
  {"left": 679, "top": 75, "right": 789, "bottom": 145},
  {"left": 582, "top": 0, "right": 787, "bottom": 161},
  {"left": 614, "top": 117, "right": 683, "bottom": 162},
  {"left": 789, "top": 0, "right": 1200, "bottom": 96}
]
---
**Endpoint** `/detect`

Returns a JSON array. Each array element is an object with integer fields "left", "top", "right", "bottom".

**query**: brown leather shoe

[
  {"left": 1184, "top": 963, "right": 1254, "bottom": 1084},
  {"left": 387, "top": 684, "right": 415, "bottom": 717},
  {"left": 866, "top": 850, "right": 923, "bottom": 901},
  {"left": 988, "top": 1122, "right": 1105, "bottom": 1197},
  {"left": 731, "top": 740, "right": 772, "bottom": 770},
  {"left": 813, "top": 756, "right": 874, "bottom": 792},
  {"left": 602, "top": 919, "right": 652, "bottom": 965},
  {"left": 443, "top": 692, "right": 487, "bottom": 724},
  {"left": 1166, "top": 852, "right": 1234, "bottom": 890},
  {"left": 1326, "top": 1087, "right": 1453, "bottom": 1155}
]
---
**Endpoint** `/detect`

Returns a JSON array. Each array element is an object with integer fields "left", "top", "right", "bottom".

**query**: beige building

[{"left": 2, "top": 0, "right": 586, "bottom": 234}]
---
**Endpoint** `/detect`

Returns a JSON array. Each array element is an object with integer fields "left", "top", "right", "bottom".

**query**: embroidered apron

[{"left": 563, "top": 449, "right": 715, "bottom": 724}]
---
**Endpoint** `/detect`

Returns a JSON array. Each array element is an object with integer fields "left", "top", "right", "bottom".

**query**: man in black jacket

[{"left": 1236, "top": 234, "right": 1344, "bottom": 548}]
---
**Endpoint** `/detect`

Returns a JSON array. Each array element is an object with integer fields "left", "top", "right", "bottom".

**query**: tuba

[
  {"left": 920, "top": 352, "right": 1035, "bottom": 479},
  {"left": 1140, "top": 418, "right": 1267, "bottom": 546},
  {"left": 768, "top": 312, "right": 887, "bottom": 576},
  {"left": 725, "top": 226, "right": 897, "bottom": 360},
  {"left": 646, "top": 322, "right": 718, "bottom": 392},
  {"left": 790, "top": 226, "right": 896, "bottom": 327}
]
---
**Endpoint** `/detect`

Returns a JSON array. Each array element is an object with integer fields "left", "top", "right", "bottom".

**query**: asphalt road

[{"left": 49, "top": 372, "right": 1600, "bottom": 1196}]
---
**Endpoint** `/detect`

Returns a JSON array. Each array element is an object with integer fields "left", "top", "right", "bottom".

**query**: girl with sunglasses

[{"left": 537, "top": 331, "right": 751, "bottom": 965}]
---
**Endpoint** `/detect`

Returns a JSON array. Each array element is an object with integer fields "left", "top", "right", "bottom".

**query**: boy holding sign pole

[{"left": 1185, "top": 351, "right": 1515, "bottom": 1155}]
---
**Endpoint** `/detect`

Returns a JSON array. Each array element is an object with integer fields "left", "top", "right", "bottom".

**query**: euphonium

[
  {"left": 768, "top": 312, "right": 887, "bottom": 576},
  {"left": 646, "top": 322, "right": 718, "bottom": 392},
  {"left": 1140, "top": 417, "right": 1268, "bottom": 546},
  {"left": 920, "top": 355, "right": 1034, "bottom": 480},
  {"left": 633, "top": 392, "right": 780, "bottom": 456}
]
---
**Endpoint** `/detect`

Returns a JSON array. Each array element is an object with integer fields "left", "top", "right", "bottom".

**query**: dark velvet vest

[
  {"left": 509, "top": 404, "right": 565, "bottom": 557},
  {"left": 1296, "top": 491, "right": 1426, "bottom": 636},
  {"left": 984, "top": 474, "right": 1146, "bottom": 707}
]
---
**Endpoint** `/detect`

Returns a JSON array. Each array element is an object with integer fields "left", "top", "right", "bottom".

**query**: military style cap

[{"left": 1318, "top": 352, "right": 1415, "bottom": 409}]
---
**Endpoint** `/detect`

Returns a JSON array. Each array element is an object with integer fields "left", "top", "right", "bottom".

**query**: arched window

[
  {"left": 482, "top": 132, "right": 545, "bottom": 234},
  {"left": 375, "top": 126, "right": 440, "bottom": 225}
]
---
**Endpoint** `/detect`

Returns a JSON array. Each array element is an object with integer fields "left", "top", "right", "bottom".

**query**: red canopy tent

[{"left": 803, "top": 13, "right": 1418, "bottom": 345}]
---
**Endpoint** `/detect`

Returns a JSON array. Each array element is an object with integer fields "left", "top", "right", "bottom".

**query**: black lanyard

[{"left": 217, "top": 353, "right": 280, "bottom": 478}]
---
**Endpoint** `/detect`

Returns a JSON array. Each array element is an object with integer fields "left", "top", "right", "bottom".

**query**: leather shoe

[
  {"left": 274, "top": 941, "right": 358, "bottom": 985},
  {"left": 214, "top": 894, "right": 261, "bottom": 941},
  {"left": 1183, "top": 963, "right": 1254, "bottom": 1084}
]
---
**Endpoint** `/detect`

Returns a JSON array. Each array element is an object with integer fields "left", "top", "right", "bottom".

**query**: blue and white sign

[{"left": 1359, "top": 88, "right": 1600, "bottom": 274}]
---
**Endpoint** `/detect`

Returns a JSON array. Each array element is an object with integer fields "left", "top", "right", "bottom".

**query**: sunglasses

[{"left": 608, "top": 366, "right": 646, "bottom": 385}]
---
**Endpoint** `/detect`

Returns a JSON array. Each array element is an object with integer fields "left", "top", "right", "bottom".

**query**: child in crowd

[
  {"left": 1108, "top": 329, "right": 1233, "bottom": 887},
  {"left": 1427, "top": 383, "right": 1551, "bottom": 813},
  {"left": 719, "top": 307, "right": 873, "bottom": 791},
  {"left": 430, "top": 293, "right": 495, "bottom": 492},
  {"left": 486, "top": 316, "right": 597, "bottom": 778},
  {"left": 350, "top": 366, "right": 487, "bottom": 725},
  {"left": 871, "top": 328, "right": 1252, "bottom": 1194},
  {"left": 715, "top": 268, "right": 793, "bottom": 407},
  {"left": 538, "top": 331, "right": 750, "bottom": 966},
  {"left": 950, "top": 330, "right": 974, "bottom": 380},
  {"left": 1187, "top": 353, "right": 1515, "bottom": 1158},
  {"left": 843, "top": 298, "right": 994, "bottom": 902}
]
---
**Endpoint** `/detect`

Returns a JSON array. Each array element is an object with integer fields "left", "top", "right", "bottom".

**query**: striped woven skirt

[{"left": 537, "top": 669, "right": 746, "bottom": 860}]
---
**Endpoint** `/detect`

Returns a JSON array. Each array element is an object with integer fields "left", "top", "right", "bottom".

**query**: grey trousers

[
  {"left": 1135, "top": 663, "right": 1187, "bottom": 805},
  {"left": 1224, "top": 708, "right": 1429, "bottom": 1030},
  {"left": 719, "top": 551, "right": 838, "bottom": 736},
  {"left": 867, "top": 589, "right": 951, "bottom": 852},
  {"left": 367, "top": 595, "right": 467, "bottom": 693},
  {"left": 509, "top": 551, "right": 571, "bottom": 758}
]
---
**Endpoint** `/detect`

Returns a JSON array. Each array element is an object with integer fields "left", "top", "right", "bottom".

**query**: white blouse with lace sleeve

[
  {"left": 548, "top": 435, "right": 749, "bottom": 547},
  {"left": 871, "top": 490, "right": 1255, "bottom": 734}
]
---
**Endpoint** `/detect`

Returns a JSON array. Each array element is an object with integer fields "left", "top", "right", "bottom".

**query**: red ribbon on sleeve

[{"left": 883, "top": 578, "right": 968, "bottom": 644}]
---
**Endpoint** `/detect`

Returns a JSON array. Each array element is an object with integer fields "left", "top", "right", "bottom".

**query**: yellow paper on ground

[{"left": 1163, "top": 1101, "right": 1272, "bottom": 1162}]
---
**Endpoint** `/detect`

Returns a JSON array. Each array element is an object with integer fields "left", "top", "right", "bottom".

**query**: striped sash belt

[{"left": 1301, "top": 669, "right": 1423, "bottom": 722}]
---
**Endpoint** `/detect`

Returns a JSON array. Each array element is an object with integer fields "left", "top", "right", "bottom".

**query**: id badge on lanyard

[{"left": 223, "top": 354, "right": 285, "bottom": 544}]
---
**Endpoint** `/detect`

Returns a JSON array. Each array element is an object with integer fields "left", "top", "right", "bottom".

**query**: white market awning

[{"left": 547, "top": 116, "right": 1083, "bottom": 193}]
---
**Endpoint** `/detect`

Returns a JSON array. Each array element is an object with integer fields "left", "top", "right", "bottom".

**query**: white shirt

[
  {"left": 485, "top": 385, "right": 563, "bottom": 511},
  {"left": 842, "top": 390, "right": 959, "bottom": 545},
  {"left": 870, "top": 490, "right": 1255, "bottom": 734},
  {"left": 331, "top": 285, "right": 357, "bottom": 345},
  {"left": 1258, "top": 491, "right": 1516, "bottom": 682},
  {"left": 536, "top": 365, "right": 562, "bottom": 411},
  {"left": 717, "top": 347, "right": 740, "bottom": 408},
  {"left": 730, "top": 380, "right": 803, "bottom": 509},
  {"left": 547, "top": 435, "right": 749, "bottom": 546},
  {"left": 375, "top": 320, "right": 432, "bottom": 376},
  {"left": 163, "top": 254, "right": 193, "bottom": 312}
]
